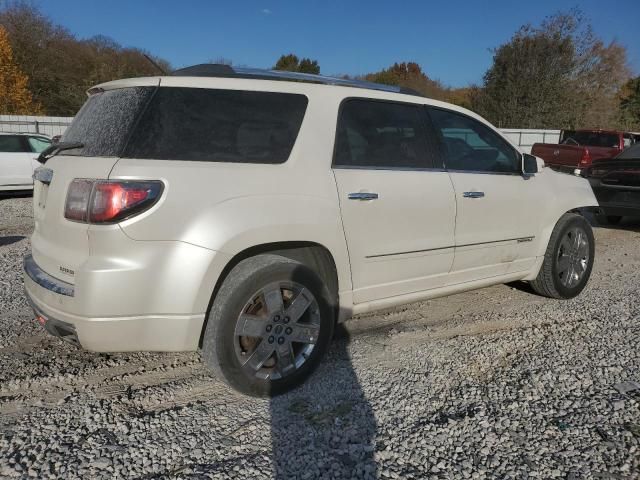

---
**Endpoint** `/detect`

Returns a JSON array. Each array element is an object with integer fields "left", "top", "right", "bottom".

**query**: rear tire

[
  {"left": 201, "top": 254, "right": 334, "bottom": 397},
  {"left": 530, "top": 213, "right": 594, "bottom": 299}
]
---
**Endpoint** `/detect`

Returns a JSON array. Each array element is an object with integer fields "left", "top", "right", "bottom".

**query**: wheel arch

[{"left": 198, "top": 241, "right": 341, "bottom": 348}]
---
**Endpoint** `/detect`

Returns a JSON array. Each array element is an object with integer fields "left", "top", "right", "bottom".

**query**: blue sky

[{"left": 38, "top": 0, "right": 640, "bottom": 88}]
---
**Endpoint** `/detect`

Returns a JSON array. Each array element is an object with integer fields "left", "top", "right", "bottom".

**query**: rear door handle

[
  {"left": 463, "top": 191, "right": 485, "bottom": 199},
  {"left": 348, "top": 192, "right": 379, "bottom": 201}
]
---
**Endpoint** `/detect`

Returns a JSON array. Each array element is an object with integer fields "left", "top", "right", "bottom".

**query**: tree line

[{"left": 0, "top": 2, "right": 638, "bottom": 131}]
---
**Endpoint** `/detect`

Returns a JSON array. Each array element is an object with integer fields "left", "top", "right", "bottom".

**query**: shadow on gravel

[
  {"left": 0, "top": 235, "right": 25, "bottom": 247},
  {"left": 505, "top": 280, "right": 536, "bottom": 295},
  {"left": 270, "top": 328, "right": 377, "bottom": 479}
]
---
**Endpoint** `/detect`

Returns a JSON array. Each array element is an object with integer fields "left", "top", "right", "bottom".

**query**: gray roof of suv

[{"left": 171, "top": 64, "right": 423, "bottom": 97}]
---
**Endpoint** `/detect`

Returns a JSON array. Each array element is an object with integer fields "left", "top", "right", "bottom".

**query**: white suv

[{"left": 24, "top": 65, "right": 598, "bottom": 396}]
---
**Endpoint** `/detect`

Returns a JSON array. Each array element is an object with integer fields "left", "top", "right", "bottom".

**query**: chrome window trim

[
  {"left": 24, "top": 254, "right": 75, "bottom": 297},
  {"left": 446, "top": 169, "right": 523, "bottom": 176},
  {"left": 332, "top": 165, "right": 447, "bottom": 173}
]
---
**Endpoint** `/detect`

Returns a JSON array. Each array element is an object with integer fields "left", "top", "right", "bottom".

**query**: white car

[
  {"left": 23, "top": 65, "right": 598, "bottom": 396},
  {"left": 0, "top": 133, "right": 51, "bottom": 192}
]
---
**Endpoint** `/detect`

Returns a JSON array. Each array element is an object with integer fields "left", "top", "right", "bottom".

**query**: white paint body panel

[
  {"left": 24, "top": 75, "right": 598, "bottom": 351},
  {"left": 0, "top": 151, "right": 35, "bottom": 190}
]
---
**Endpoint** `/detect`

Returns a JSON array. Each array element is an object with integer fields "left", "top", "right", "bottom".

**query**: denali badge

[{"left": 59, "top": 266, "right": 75, "bottom": 276}]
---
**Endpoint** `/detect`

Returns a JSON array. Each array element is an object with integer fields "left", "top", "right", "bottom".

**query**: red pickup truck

[{"left": 531, "top": 129, "right": 639, "bottom": 172}]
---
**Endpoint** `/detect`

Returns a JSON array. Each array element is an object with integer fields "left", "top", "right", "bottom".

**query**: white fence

[
  {"left": 0, "top": 115, "right": 561, "bottom": 153},
  {"left": 0, "top": 115, "right": 73, "bottom": 137},
  {"left": 500, "top": 129, "right": 561, "bottom": 154}
]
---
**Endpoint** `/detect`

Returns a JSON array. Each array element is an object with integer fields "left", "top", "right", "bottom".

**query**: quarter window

[
  {"left": 27, "top": 137, "right": 51, "bottom": 153},
  {"left": 428, "top": 107, "right": 520, "bottom": 174},
  {"left": 334, "top": 99, "right": 437, "bottom": 169}
]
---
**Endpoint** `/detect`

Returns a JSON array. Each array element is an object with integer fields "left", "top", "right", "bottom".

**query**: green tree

[
  {"left": 273, "top": 53, "right": 320, "bottom": 74},
  {"left": 363, "top": 62, "right": 450, "bottom": 101},
  {"left": 619, "top": 77, "right": 640, "bottom": 130},
  {"left": 472, "top": 9, "right": 631, "bottom": 129}
]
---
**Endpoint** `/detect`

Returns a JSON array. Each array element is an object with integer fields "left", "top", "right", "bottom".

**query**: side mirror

[{"left": 522, "top": 153, "right": 538, "bottom": 176}]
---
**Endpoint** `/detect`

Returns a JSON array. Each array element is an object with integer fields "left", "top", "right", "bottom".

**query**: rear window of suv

[{"left": 62, "top": 87, "right": 308, "bottom": 164}]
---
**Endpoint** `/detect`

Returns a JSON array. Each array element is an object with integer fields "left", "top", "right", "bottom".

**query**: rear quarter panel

[{"left": 108, "top": 93, "right": 353, "bottom": 313}]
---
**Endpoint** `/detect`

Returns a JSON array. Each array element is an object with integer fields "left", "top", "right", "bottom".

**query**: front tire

[
  {"left": 201, "top": 254, "right": 334, "bottom": 397},
  {"left": 530, "top": 213, "right": 595, "bottom": 299}
]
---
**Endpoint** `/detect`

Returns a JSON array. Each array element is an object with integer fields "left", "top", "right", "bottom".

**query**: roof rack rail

[{"left": 171, "top": 64, "right": 422, "bottom": 97}]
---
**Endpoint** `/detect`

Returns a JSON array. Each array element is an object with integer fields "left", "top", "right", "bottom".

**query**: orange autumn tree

[{"left": 0, "top": 25, "right": 39, "bottom": 114}]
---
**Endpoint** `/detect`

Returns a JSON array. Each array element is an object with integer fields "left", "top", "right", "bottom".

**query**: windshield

[
  {"left": 561, "top": 131, "right": 619, "bottom": 148},
  {"left": 61, "top": 86, "right": 309, "bottom": 164}
]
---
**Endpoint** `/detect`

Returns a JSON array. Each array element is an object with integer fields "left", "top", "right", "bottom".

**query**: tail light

[
  {"left": 64, "top": 180, "right": 163, "bottom": 224},
  {"left": 579, "top": 148, "right": 592, "bottom": 167}
]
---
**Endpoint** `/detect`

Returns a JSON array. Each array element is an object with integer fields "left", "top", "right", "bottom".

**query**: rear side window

[
  {"left": 561, "top": 131, "right": 620, "bottom": 148},
  {"left": 63, "top": 87, "right": 155, "bottom": 157},
  {"left": 0, "top": 136, "right": 29, "bottom": 153},
  {"left": 333, "top": 99, "right": 437, "bottom": 169},
  {"left": 125, "top": 88, "right": 308, "bottom": 163}
]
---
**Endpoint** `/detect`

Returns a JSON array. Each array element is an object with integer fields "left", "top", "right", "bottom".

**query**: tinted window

[
  {"left": 561, "top": 131, "right": 620, "bottom": 148},
  {"left": 0, "top": 136, "right": 28, "bottom": 153},
  {"left": 428, "top": 108, "right": 519, "bottom": 173},
  {"left": 28, "top": 137, "right": 51, "bottom": 153},
  {"left": 63, "top": 87, "right": 155, "bottom": 157},
  {"left": 334, "top": 99, "right": 437, "bottom": 169},
  {"left": 125, "top": 88, "right": 308, "bottom": 163}
]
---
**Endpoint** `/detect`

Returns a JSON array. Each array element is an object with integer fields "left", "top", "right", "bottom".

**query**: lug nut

[
  {"left": 278, "top": 337, "right": 285, "bottom": 345},
  {"left": 283, "top": 316, "right": 290, "bottom": 324},
  {"left": 266, "top": 325, "right": 272, "bottom": 332},
  {"left": 273, "top": 315, "right": 281, "bottom": 322},
  {"left": 268, "top": 336, "right": 275, "bottom": 344},
  {"left": 285, "top": 327, "right": 293, "bottom": 335}
]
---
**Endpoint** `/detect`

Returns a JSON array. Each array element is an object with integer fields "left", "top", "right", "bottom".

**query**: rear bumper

[{"left": 23, "top": 249, "right": 214, "bottom": 352}]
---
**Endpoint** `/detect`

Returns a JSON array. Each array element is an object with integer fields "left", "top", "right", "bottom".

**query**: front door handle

[
  {"left": 463, "top": 191, "right": 485, "bottom": 199},
  {"left": 348, "top": 192, "right": 379, "bottom": 201}
]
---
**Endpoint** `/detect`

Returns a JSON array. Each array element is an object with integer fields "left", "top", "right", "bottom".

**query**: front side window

[
  {"left": 27, "top": 137, "right": 51, "bottom": 153},
  {"left": 0, "top": 136, "right": 29, "bottom": 153},
  {"left": 334, "top": 99, "right": 437, "bottom": 169},
  {"left": 428, "top": 107, "right": 520, "bottom": 174},
  {"left": 125, "top": 88, "right": 308, "bottom": 163}
]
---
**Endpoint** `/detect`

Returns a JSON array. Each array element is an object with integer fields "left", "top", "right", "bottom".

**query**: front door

[
  {"left": 332, "top": 99, "right": 456, "bottom": 304},
  {"left": 427, "top": 107, "right": 542, "bottom": 284}
]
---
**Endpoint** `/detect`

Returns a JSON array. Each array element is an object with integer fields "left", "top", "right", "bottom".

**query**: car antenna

[{"left": 143, "top": 54, "right": 167, "bottom": 75}]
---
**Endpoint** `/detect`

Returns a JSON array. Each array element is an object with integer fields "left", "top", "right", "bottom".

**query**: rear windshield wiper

[{"left": 37, "top": 141, "right": 84, "bottom": 164}]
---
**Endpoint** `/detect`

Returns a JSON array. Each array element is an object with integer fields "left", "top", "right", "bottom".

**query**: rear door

[
  {"left": 31, "top": 86, "right": 156, "bottom": 284},
  {"left": 0, "top": 135, "right": 33, "bottom": 188},
  {"left": 332, "top": 99, "right": 456, "bottom": 304},
  {"left": 427, "top": 106, "right": 542, "bottom": 284}
]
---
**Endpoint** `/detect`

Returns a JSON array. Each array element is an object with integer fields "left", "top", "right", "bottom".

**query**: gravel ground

[{"left": 0, "top": 194, "right": 639, "bottom": 479}]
